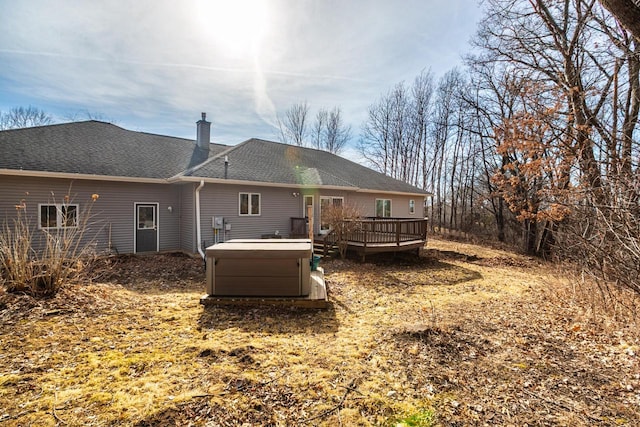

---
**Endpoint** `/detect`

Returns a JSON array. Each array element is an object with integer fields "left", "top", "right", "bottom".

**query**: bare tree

[
  {"left": 311, "top": 108, "right": 328, "bottom": 150},
  {"left": 0, "top": 106, "right": 53, "bottom": 130},
  {"left": 359, "top": 70, "right": 434, "bottom": 188},
  {"left": 466, "top": 0, "right": 640, "bottom": 265},
  {"left": 64, "top": 110, "right": 116, "bottom": 124},
  {"left": 359, "top": 89, "right": 395, "bottom": 176},
  {"left": 428, "top": 69, "right": 468, "bottom": 232},
  {"left": 277, "top": 101, "right": 310, "bottom": 146},
  {"left": 461, "top": 60, "right": 526, "bottom": 242},
  {"left": 322, "top": 107, "right": 351, "bottom": 155},
  {"left": 410, "top": 70, "right": 435, "bottom": 190},
  {"left": 310, "top": 107, "right": 352, "bottom": 154}
]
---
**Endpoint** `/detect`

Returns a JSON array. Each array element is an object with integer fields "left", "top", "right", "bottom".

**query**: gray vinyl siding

[
  {"left": 0, "top": 176, "right": 181, "bottom": 254},
  {"left": 179, "top": 183, "right": 196, "bottom": 253},
  {"left": 198, "top": 183, "right": 302, "bottom": 244},
  {"left": 296, "top": 191, "right": 426, "bottom": 235},
  {"left": 309, "top": 191, "right": 424, "bottom": 219},
  {"left": 344, "top": 193, "right": 425, "bottom": 218},
  {"left": 0, "top": 175, "right": 426, "bottom": 256}
]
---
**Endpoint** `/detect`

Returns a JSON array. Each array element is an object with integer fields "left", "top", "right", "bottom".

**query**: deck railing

[
  {"left": 342, "top": 217, "right": 427, "bottom": 247},
  {"left": 291, "top": 216, "right": 427, "bottom": 247},
  {"left": 290, "top": 217, "right": 308, "bottom": 238}
]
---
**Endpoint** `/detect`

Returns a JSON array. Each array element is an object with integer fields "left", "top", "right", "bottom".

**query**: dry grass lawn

[{"left": 1, "top": 239, "right": 639, "bottom": 426}]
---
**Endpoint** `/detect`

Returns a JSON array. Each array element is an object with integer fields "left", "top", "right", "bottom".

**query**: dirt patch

[
  {"left": 396, "top": 325, "right": 495, "bottom": 364},
  {"left": 85, "top": 252, "right": 204, "bottom": 290},
  {"left": 425, "top": 247, "right": 539, "bottom": 269}
]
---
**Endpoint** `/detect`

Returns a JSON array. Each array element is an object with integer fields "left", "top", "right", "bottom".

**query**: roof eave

[
  {"left": 355, "top": 188, "right": 432, "bottom": 197},
  {"left": 170, "top": 175, "right": 358, "bottom": 191},
  {"left": 171, "top": 176, "right": 430, "bottom": 196},
  {"left": 0, "top": 169, "right": 168, "bottom": 184},
  {"left": 0, "top": 169, "right": 432, "bottom": 196}
]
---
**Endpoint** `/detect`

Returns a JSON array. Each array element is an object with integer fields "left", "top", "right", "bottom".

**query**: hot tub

[{"left": 205, "top": 239, "right": 312, "bottom": 297}]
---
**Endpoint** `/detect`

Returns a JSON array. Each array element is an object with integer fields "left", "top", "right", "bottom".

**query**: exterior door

[{"left": 135, "top": 203, "right": 158, "bottom": 253}]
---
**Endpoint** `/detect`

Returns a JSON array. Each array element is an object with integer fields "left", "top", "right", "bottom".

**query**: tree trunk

[
  {"left": 600, "top": 0, "right": 640, "bottom": 40},
  {"left": 523, "top": 219, "right": 537, "bottom": 256}
]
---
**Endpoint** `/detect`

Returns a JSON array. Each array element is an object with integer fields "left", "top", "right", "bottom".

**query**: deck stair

[{"left": 313, "top": 239, "right": 338, "bottom": 258}]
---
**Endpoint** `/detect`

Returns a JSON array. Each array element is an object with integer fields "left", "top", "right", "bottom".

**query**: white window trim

[
  {"left": 375, "top": 198, "right": 392, "bottom": 217},
  {"left": 38, "top": 203, "right": 79, "bottom": 230},
  {"left": 409, "top": 199, "right": 415, "bottom": 215},
  {"left": 320, "top": 196, "right": 344, "bottom": 206},
  {"left": 239, "top": 192, "right": 261, "bottom": 216}
]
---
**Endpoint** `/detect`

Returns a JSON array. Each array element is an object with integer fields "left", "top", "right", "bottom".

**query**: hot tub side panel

[{"left": 205, "top": 240, "right": 312, "bottom": 297}]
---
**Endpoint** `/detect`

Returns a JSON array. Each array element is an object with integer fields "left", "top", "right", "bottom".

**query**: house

[{"left": 0, "top": 114, "right": 429, "bottom": 258}]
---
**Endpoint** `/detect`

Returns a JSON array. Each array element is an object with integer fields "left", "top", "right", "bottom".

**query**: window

[
  {"left": 137, "top": 205, "right": 156, "bottom": 229},
  {"left": 320, "top": 196, "right": 344, "bottom": 232},
  {"left": 39, "top": 204, "right": 78, "bottom": 229},
  {"left": 375, "top": 199, "right": 392, "bottom": 217},
  {"left": 409, "top": 199, "right": 415, "bottom": 214},
  {"left": 304, "top": 195, "right": 313, "bottom": 218},
  {"left": 239, "top": 192, "right": 261, "bottom": 216}
]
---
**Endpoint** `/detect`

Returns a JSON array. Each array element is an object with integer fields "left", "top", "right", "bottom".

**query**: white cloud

[{"left": 0, "top": 0, "right": 483, "bottom": 146}]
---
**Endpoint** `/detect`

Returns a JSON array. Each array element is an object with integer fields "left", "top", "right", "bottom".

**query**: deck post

[
  {"left": 307, "top": 206, "right": 314, "bottom": 244},
  {"left": 363, "top": 222, "right": 368, "bottom": 261},
  {"left": 363, "top": 225, "right": 368, "bottom": 249}
]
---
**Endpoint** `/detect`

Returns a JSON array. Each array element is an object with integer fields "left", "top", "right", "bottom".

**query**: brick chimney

[{"left": 196, "top": 112, "right": 211, "bottom": 151}]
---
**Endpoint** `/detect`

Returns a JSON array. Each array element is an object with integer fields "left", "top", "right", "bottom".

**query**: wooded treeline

[{"left": 357, "top": 0, "right": 639, "bottom": 293}]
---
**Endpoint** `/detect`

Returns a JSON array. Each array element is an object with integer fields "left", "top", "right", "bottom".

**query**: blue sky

[{"left": 0, "top": 0, "right": 482, "bottom": 147}]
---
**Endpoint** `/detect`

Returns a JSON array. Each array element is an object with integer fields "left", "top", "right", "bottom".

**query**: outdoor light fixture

[
  {"left": 167, "top": 206, "right": 173, "bottom": 212},
  {"left": 292, "top": 192, "right": 300, "bottom": 197}
]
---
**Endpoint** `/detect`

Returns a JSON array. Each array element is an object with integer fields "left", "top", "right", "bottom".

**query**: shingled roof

[
  {"left": 185, "top": 139, "right": 427, "bottom": 195},
  {"left": 0, "top": 121, "right": 428, "bottom": 195},
  {"left": 0, "top": 120, "right": 228, "bottom": 179}
]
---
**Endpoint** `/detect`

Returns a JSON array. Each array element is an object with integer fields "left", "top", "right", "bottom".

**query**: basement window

[
  {"left": 239, "top": 193, "right": 261, "bottom": 216},
  {"left": 39, "top": 204, "right": 78, "bottom": 229}
]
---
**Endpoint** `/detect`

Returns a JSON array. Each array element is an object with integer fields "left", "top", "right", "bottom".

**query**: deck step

[{"left": 313, "top": 241, "right": 338, "bottom": 258}]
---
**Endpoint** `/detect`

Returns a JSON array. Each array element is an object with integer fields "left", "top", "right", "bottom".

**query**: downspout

[{"left": 195, "top": 180, "right": 205, "bottom": 259}]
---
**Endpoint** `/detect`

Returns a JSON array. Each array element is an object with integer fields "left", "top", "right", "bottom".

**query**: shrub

[
  {"left": 0, "top": 192, "right": 100, "bottom": 297},
  {"left": 321, "top": 203, "right": 362, "bottom": 259},
  {"left": 555, "top": 177, "right": 640, "bottom": 298}
]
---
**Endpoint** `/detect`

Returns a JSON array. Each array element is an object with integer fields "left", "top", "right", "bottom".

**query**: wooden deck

[
  {"left": 314, "top": 217, "right": 428, "bottom": 261},
  {"left": 200, "top": 267, "right": 329, "bottom": 309}
]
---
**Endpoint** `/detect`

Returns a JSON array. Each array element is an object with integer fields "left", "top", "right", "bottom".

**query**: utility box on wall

[
  {"left": 205, "top": 239, "right": 312, "bottom": 297},
  {"left": 212, "top": 216, "right": 224, "bottom": 230}
]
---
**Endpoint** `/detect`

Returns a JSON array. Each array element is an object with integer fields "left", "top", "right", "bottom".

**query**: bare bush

[
  {"left": 556, "top": 178, "right": 640, "bottom": 298},
  {"left": 321, "top": 204, "right": 362, "bottom": 259},
  {"left": 0, "top": 192, "right": 101, "bottom": 297}
]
